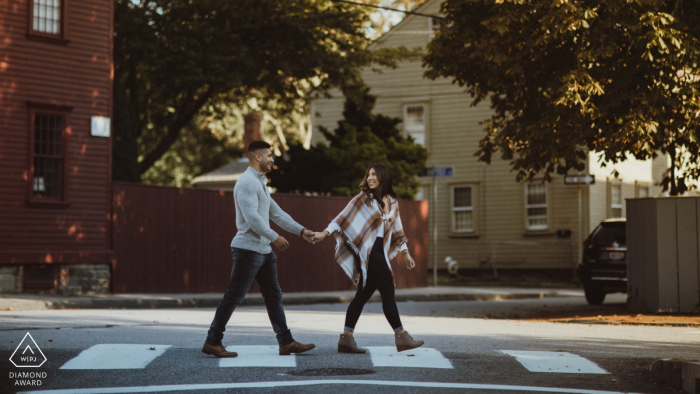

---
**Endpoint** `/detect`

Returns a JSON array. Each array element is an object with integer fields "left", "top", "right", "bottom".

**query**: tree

[
  {"left": 113, "top": 0, "right": 408, "bottom": 182},
  {"left": 269, "top": 85, "right": 428, "bottom": 199},
  {"left": 423, "top": 0, "right": 700, "bottom": 194},
  {"left": 139, "top": 94, "right": 312, "bottom": 187}
]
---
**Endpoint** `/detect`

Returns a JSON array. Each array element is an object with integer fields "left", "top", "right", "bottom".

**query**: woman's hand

[
  {"left": 404, "top": 253, "right": 415, "bottom": 269},
  {"left": 311, "top": 231, "right": 328, "bottom": 244}
]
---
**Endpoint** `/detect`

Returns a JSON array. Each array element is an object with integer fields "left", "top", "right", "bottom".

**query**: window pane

[
  {"left": 528, "top": 217, "right": 547, "bottom": 227},
  {"left": 33, "top": 0, "right": 61, "bottom": 34},
  {"left": 454, "top": 210, "right": 473, "bottom": 232},
  {"left": 527, "top": 207, "right": 547, "bottom": 216},
  {"left": 454, "top": 187, "right": 472, "bottom": 208},
  {"left": 33, "top": 157, "right": 44, "bottom": 196},
  {"left": 431, "top": 17, "right": 442, "bottom": 32},
  {"left": 32, "top": 113, "right": 63, "bottom": 199},
  {"left": 527, "top": 184, "right": 546, "bottom": 205},
  {"left": 611, "top": 184, "right": 622, "bottom": 205},
  {"left": 408, "top": 132, "right": 425, "bottom": 146},
  {"left": 40, "top": 116, "right": 48, "bottom": 155},
  {"left": 405, "top": 105, "right": 425, "bottom": 131}
]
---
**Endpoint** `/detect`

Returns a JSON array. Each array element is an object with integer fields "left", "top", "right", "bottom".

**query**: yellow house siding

[{"left": 310, "top": 89, "right": 344, "bottom": 147}]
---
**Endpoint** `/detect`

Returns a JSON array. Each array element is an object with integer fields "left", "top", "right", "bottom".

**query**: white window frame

[
  {"left": 451, "top": 185, "right": 474, "bottom": 233},
  {"left": 610, "top": 183, "right": 623, "bottom": 218},
  {"left": 403, "top": 103, "right": 426, "bottom": 146},
  {"left": 525, "top": 183, "right": 548, "bottom": 231}
]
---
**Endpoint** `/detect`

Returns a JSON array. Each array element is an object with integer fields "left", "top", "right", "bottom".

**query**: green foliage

[
  {"left": 269, "top": 86, "right": 428, "bottom": 199},
  {"left": 423, "top": 0, "right": 700, "bottom": 195},
  {"left": 140, "top": 94, "right": 312, "bottom": 187},
  {"left": 113, "top": 0, "right": 415, "bottom": 184},
  {"left": 140, "top": 122, "right": 242, "bottom": 187}
]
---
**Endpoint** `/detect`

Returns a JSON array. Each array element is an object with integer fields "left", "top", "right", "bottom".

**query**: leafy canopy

[
  {"left": 424, "top": 0, "right": 700, "bottom": 194},
  {"left": 113, "top": 0, "right": 413, "bottom": 183},
  {"left": 269, "top": 86, "right": 428, "bottom": 199}
]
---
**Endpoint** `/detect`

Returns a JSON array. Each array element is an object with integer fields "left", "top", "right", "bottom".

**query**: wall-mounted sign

[{"left": 91, "top": 116, "right": 111, "bottom": 138}]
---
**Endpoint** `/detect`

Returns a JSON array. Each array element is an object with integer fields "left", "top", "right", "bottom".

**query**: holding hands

[
  {"left": 311, "top": 231, "right": 328, "bottom": 244},
  {"left": 300, "top": 228, "right": 327, "bottom": 244},
  {"left": 302, "top": 229, "right": 315, "bottom": 243}
]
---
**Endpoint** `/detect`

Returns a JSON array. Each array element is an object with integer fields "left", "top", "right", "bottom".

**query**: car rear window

[{"left": 591, "top": 222, "right": 626, "bottom": 246}]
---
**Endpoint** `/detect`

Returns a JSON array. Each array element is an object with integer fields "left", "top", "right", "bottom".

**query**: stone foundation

[
  {"left": 0, "top": 265, "right": 20, "bottom": 293},
  {"left": 0, "top": 264, "right": 110, "bottom": 295},
  {"left": 57, "top": 264, "right": 111, "bottom": 296}
]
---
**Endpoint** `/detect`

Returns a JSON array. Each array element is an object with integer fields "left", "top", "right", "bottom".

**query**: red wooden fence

[{"left": 111, "top": 182, "right": 428, "bottom": 293}]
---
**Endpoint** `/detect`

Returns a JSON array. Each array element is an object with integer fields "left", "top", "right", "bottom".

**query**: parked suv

[{"left": 578, "top": 219, "right": 627, "bottom": 305}]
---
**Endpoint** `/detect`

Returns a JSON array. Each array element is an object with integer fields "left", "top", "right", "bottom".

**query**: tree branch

[{"left": 139, "top": 86, "right": 216, "bottom": 174}]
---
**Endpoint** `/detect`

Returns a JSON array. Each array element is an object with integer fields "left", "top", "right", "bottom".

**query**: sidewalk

[{"left": 0, "top": 286, "right": 580, "bottom": 311}]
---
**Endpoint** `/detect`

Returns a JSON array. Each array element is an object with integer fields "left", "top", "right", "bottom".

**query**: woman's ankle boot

[
  {"left": 395, "top": 331, "right": 424, "bottom": 352},
  {"left": 338, "top": 333, "right": 366, "bottom": 354}
]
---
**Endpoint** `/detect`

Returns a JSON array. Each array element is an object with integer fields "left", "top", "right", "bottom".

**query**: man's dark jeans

[{"left": 206, "top": 247, "right": 294, "bottom": 347}]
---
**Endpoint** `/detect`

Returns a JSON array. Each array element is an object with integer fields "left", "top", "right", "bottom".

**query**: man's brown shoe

[
  {"left": 202, "top": 343, "right": 238, "bottom": 358},
  {"left": 279, "top": 341, "right": 315, "bottom": 356}
]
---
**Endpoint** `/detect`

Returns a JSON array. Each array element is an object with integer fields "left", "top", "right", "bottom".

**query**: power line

[{"left": 330, "top": 0, "right": 444, "bottom": 19}]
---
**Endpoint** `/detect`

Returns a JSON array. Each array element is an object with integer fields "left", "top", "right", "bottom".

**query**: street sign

[
  {"left": 420, "top": 166, "right": 454, "bottom": 287},
  {"left": 421, "top": 166, "right": 454, "bottom": 177},
  {"left": 563, "top": 174, "right": 595, "bottom": 185},
  {"left": 563, "top": 173, "right": 595, "bottom": 270}
]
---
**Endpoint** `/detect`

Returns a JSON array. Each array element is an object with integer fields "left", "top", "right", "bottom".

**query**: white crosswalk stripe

[
  {"left": 367, "top": 346, "right": 454, "bottom": 369},
  {"left": 57, "top": 343, "right": 610, "bottom": 375},
  {"left": 218, "top": 345, "right": 296, "bottom": 368},
  {"left": 500, "top": 350, "right": 609, "bottom": 374},
  {"left": 60, "top": 344, "right": 171, "bottom": 370}
]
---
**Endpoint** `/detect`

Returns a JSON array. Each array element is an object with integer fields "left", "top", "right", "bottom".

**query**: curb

[
  {"left": 649, "top": 358, "right": 700, "bottom": 394},
  {"left": 0, "top": 291, "right": 561, "bottom": 311},
  {"left": 551, "top": 319, "right": 700, "bottom": 328}
]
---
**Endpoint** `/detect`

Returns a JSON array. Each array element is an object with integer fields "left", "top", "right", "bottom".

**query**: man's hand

[
  {"left": 273, "top": 236, "right": 289, "bottom": 251},
  {"left": 404, "top": 253, "right": 415, "bottom": 269},
  {"left": 311, "top": 231, "right": 328, "bottom": 244},
  {"left": 302, "top": 229, "right": 315, "bottom": 243}
]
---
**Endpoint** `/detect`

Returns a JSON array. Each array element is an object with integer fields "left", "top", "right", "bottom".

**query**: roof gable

[{"left": 371, "top": 0, "right": 443, "bottom": 48}]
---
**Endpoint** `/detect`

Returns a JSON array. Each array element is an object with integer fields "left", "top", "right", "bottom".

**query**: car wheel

[{"left": 584, "top": 285, "right": 606, "bottom": 305}]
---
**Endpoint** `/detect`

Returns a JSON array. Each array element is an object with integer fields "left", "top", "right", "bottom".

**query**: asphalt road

[{"left": 1, "top": 294, "right": 696, "bottom": 394}]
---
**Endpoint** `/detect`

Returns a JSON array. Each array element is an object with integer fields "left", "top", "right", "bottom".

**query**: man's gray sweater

[{"left": 231, "top": 166, "right": 303, "bottom": 254}]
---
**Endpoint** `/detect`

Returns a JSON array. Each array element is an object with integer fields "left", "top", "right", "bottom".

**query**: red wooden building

[{"left": 0, "top": 0, "right": 114, "bottom": 294}]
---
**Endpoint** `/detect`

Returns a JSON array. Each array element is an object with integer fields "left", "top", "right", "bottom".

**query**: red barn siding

[
  {"left": 111, "top": 183, "right": 428, "bottom": 293},
  {"left": 0, "top": 0, "right": 113, "bottom": 264}
]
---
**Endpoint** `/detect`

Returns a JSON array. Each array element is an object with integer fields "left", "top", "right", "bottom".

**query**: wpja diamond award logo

[
  {"left": 10, "top": 332, "right": 47, "bottom": 367},
  {"left": 9, "top": 332, "right": 47, "bottom": 387}
]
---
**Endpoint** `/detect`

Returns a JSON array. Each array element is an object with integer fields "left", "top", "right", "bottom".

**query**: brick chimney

[{"left": 243, "top": 112, "right": 261, "bottom": 157}]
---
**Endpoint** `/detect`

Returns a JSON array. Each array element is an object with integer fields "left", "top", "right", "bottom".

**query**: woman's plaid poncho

[{"left": 329, "top": 192, "right": 408, "bottom": 288}]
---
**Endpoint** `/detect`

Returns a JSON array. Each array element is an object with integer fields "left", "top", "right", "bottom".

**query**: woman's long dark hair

[{"left": 359, "top": 164, "right": 396, "bottom": 210}]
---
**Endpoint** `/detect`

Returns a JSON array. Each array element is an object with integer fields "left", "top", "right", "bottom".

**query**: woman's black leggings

[{"left": 344, "top": 237, "right": 403, "bottom": 332}]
